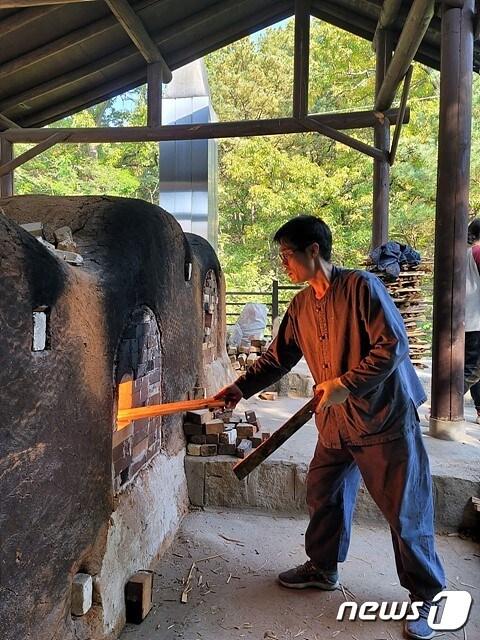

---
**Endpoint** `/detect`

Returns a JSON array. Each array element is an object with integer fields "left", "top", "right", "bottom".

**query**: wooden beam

[
  {"left": 0, "top": 0, "right": 96, "bottom": 5},
  {"left": 0, "top": 132, "right": 67, "bottom": 177},
  {"left": 293, "top": 0, "right": 310, "bottom": 118},
  {"left": 430, "top": 0, "right": 474, "bottom": 435},
  {"left": 0, "top": 137, "right": 13, "bottom": 196},
  {"left": 372, "top": 29, "right": 393, "bottom": 249},
  {"left": 0, "top": 5, "right": 58, "bottom": 37},
  {"left": 299, "top": 116, "right": 387, "bottom": 161},
  {"left": 389, "top": 65, "right": 413, "bottom": 165},
  {"left": 1, "top": 109, "right": 410, "bottom": 144},
  {"left": 377, "top": 0, "right": 403, "bottom": 29},
  {"left": 375, "top": 0, "right": 435, "bottom": 111},
  {"left": 104, "top": 0, "right": 172, "bottom": 82},
  {"left": 147, "top": 62, "right": 163, "bottom": 127},
  {"left": 0, "top": 112, "right": 20, "bottom": 129}
]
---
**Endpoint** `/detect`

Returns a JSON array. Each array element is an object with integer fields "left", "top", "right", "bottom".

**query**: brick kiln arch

[{"left": 113, "top": 305, "right": 163, "bottom": 494}]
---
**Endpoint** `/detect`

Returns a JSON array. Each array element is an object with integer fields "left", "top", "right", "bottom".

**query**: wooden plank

[
  {"left": 301, "top": 116, "right": 387, "bottom": 161},
  {"left": 2, "top": 109, "right": 410, "bottom": 143},
  {"left": 293, "top": 0, "right": 310, "bottom": 118},
  {"left": 117, "top": 397, "right": 225, "bottom": 422},
  {"left": 0, "top": 0, "right": 96, "bottom": 5},
  {"left": 0, "top": 137, "right": 13, "bottom": 196},
  {"left": 389, "top": 65, "right": 413, "bottom": 165},
  {"left": 0, "top": 112, "right": 20, "bottom": 129},
  {"left": 372, "top": 28, "right": 393, "bottom": 249},
  {"left": 233, "top": 396, "right": 319, "bottom": 480},
  {"left": 105, "top": 0, "right": 172, "bottom": 81},
  {"left": 0, "top": 132, "right": 67, "bottom": 177},
  {"left": 375, "top": 0, "right": 435, "bottom": 111},
  {"left": 147, "top": 62, "right": 163, "bottom": 127},
  {"left": 0, "top": 5, "right": 58, "bottom": 37}
]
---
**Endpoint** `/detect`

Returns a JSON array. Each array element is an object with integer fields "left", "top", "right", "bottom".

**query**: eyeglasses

[{"left": 278, "top": 248, "right": 302, "bottom": 264}]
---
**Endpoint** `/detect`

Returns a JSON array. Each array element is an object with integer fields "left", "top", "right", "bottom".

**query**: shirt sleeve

[
  {"left": 235, "top": 304, "right": 303, "bottom": 399},
  {"left": 472, "top": 245, "right": 480, "bottom": 274},
  {"left": 339, "top": 274, "right": 409, "bottom": 397}
]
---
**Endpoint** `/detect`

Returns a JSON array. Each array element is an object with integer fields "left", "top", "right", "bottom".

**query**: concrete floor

[{"left": 120, "top": 509, "right": 479, "bottom": 640}]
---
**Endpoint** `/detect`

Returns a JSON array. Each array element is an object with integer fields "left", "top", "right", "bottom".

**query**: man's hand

[
  {"left": 214, "top": 383, "right": 244, "bottom": 409},
  {"left": 315, "top": 378, "right": 350, "bottom": 411}
]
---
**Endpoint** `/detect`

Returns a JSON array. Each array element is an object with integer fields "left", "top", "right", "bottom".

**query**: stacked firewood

[
  {"left": 184, "top": 408, "right": 270, "bottom": 458},
  {"left": 366, "top": 261, "right": 432, "bottom": 367},
  {"left": 227, "top": 339, "right": 269, "bottom": 372}
]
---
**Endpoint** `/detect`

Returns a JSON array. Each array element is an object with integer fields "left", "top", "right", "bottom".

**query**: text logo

[{"left": 336, "top": 591, "right": 472, "bottom": 631}]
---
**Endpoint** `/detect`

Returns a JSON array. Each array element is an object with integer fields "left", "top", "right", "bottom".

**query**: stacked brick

[
  {"left": 366, "top": 262, "right": 432, "bottom": 367},
  {"left": 184, "top": 408, "right": 270, "bottom": 457},
  {"left": 203, "top": 270, "right": 218, "bottom": 365},
  {"left": 227, "top": 339, "right": 268, "bottom": 372}
]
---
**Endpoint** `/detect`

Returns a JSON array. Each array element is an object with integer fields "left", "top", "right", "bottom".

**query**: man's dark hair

[
  {"left": 468, "top": 218, "right": 480, "bottom": 244},
  {"left": 273, "top": 215, "right": 332, "bottom": 261}
]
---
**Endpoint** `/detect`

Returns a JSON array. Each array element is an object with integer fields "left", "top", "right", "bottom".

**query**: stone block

[
  {"left": 205, "top": 434, "right": 219, "bottom": 444},
  {"left": 236, "top": 439, "right": 252, "bottom": 458},
  {"left": 259, "top": 391, "right": 278, "bottom": 401},
  {"left": 218, "top": 443, "right": 236, "bottom": 455},
  {"left": 189, "top": 434, "right": 207, "bottom": 445},
  {"left": 200, "top": 444, "right": 217, "bottom": 456},
  {"left": 185, "top": 409, "right": 212, "bottom": 424},
  {"left": 20, "top": 221, "right": 43, "bottom": 237},
  {"left": 187, "top": 443, "right": 202, "bottom": 456},
  {"left": 219, "top": 428, "right": 237, "bottom": 445},
  {"left": 244, "top": 410, "right": 257, "bottom": 425},
  {"left": 125, "top": 571, "right": 153, "bottom": 624},
  {"left": 183, "top": 423, "right": 204, "bottom": 437},
  {"left": 204, "top": 419, "right": 224, "bottom": 435},
  {"left": 71, "top": 573, "right": 93, "bottom": 616},
  {"left": 250, "top": 435, "right": 262, "bottom": 448},
  {"left": 236, "top": 424, "right": 257, "bottom": 438}
]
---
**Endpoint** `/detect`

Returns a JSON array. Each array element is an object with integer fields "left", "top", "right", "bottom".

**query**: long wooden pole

[
  {"left": 372, "top": 29, "right": 393, "bottom": 249},
  {"left": 117, "top": 397, "right": 225, "bottom": 422},
  {"left": 0, "top": 133, "right": 68, "bottom": 177},
  {"left": 1, "top": 109, "right": 410, "bottom": 144},
  {"left": 0, "top": 138, "right": 13, "bottom": 196},
  {"left": 374, "top": 0, "right": 435, "bottom": 110},
  {"left": 293, "top": 0, "right": 310, "bottom": 119},
  {"left": 430, "top": 0, "right": 474, "bottom": 439}
]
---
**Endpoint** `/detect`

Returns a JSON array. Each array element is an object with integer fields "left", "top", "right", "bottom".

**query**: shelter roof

[{"left": 0, "top": 0, "right": 477, "bottom": 128}]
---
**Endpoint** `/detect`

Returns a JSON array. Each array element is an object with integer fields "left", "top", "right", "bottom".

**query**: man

[
  {"left": 464, "top": 218, "right": 480, "bottom": 422},
  {"left": 216, "top": 216, "right": 445, "bottom": 640}
]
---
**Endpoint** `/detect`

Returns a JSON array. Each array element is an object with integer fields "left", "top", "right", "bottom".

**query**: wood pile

[
  {"left": 226, "top": 339, "right": 269, "bottom": 372},
  {"left": 366, "top": 261, "right": 432, "bottom": 367},
  {"left": 184, "top": 408, "right": 270, "bottom": 458}
]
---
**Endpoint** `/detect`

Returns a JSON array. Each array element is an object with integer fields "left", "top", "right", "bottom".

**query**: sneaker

[
  {"left": 404, "top": 600, "right": 435, "bottom": 640},
  {"left": 278, "top": 560, "right": 339, "bottom": 590}
]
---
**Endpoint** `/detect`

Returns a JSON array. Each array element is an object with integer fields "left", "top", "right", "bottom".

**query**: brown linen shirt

[{"left": 235, "top": 266, "right": 426, "bottom": 449}]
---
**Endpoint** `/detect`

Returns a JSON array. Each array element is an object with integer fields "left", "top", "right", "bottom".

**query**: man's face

[{"left": 278, "top": 240, "right": 316, "bottom": 283}]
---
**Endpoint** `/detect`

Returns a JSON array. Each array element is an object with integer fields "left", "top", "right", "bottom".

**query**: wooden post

[
  {"left": 293, "top": 0, "right": 310, "bottom": 118},
  {"left": 272, "top": 279, "right": 279, "bottom": 324},
  {"left": 147, "top": 63, "right": 163, "bottom": 127},
  {"left": 430, "top": 0, "right": 474, "bottom": 440},
  {"left": 0, "top": 138, "right": 13, "bottom": 197},
  {"left": 372, "top": 30, "right": 393, "bottom": 249}
]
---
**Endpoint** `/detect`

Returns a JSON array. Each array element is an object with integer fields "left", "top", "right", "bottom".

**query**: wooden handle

[
  {"left": 232, "top": 395, "right": 320, "bottom": 481},
  {"left": 117, "top": 397, "right": 225, "bottom": 422}
]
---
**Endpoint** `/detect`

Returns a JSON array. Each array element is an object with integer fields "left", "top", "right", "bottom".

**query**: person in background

[
  {"left": 464, "top": 218, "right": 480, "bottom": 423},
  {"left": 216, "top": 215, "right": 445, "bottom": 640}
]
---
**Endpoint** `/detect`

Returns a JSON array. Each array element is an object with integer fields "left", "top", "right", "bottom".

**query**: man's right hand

[{"left": 214, "top": 383, "right": 244, "bottom": 409}]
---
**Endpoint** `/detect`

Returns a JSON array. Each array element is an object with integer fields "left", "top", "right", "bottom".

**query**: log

[
  {"left": 117, "top": 397, "right": 224, "bottom": 422},
  {"left": 233, "top": 396, "right": 319, "bottom": 480}
]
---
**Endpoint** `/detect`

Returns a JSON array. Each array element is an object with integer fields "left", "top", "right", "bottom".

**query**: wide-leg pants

[{"left": 305, "top": 420, "right": 445, "bottom": 601}]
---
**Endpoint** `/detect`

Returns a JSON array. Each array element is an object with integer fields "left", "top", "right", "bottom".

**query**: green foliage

[{"left": 13, "top": 19, "right": 480, "bottom": 295}]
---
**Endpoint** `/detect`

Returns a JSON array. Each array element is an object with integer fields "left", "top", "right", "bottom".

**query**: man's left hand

[{"left": 315, "top": 378, "right": 350, "bottom": 410}]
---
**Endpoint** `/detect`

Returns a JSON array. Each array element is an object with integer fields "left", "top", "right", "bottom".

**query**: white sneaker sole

[{"left": 277, "top": 577, "right": 339, "bottom": 590}]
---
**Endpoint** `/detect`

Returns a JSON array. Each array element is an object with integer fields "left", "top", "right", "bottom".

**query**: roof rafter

[
  {"left": 0, "top": 0, "right": 96, "bottom": 6},
  {"left": 104, "top": 0, "right": 172, "bottom": 82}
]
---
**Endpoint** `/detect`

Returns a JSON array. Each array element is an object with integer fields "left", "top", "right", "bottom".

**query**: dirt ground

[{"left": 120, "top": 508, "right": 479, "bottom": 640}]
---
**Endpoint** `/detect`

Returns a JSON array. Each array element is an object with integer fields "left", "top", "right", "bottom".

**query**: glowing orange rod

[{"left": 117, "top": 397, "right": 225, "bottom": 423}]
